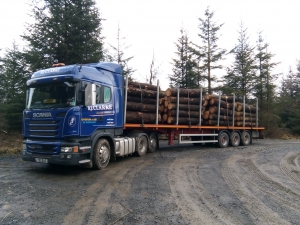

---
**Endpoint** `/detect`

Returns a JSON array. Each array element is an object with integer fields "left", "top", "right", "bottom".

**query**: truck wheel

[
  {"left": 218, "top": 132, "right": 229, "bottom": 148},
  {"left": 148, "top": 133, "right": 158, "bottom": 153},
  {"left": 92, "top": 139, "right": 110, "bottom": 170},
  {"left": 241, "top": 131, "right": 251, "bottom": 146},
  {"left": 136, "top": 135, "right": 147, "bottom": 156},
  {"left": 230, "top": 131, "right": 240, "bottom": 147}
]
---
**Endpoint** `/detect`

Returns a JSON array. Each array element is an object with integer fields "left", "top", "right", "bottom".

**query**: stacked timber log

[
  {"left": 163, "top": 88, "right": 205, "bottom": 125},
  {"left": 202, "top": 94, "right": 257, "bottom": 126},
  {"left": 125, "top": 82, "right": 165, "bottom": 124},
  {"left": 163, "top": 88, "right": 258, "bottom": 126}
]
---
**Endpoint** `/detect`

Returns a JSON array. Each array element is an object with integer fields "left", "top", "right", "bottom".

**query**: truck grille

[
  {"left": 29, "top": 144, "right": 55, "bottom": 154},
  {"left": 28, "top": 120, "right": 60, "bottom": 137}
]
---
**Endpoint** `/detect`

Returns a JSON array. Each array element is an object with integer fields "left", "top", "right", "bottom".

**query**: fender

[{"left": 90, "top": 129, "right": 116, "bottom": 161}]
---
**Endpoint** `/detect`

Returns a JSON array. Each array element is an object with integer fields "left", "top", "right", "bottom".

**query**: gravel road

[{"left": 1, "top": 139, "right": 300, "bottom": 225}]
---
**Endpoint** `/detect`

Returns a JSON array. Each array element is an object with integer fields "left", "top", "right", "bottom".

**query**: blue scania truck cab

[{"left": 22, "top": 62, "right": 142, "bottom": 169}]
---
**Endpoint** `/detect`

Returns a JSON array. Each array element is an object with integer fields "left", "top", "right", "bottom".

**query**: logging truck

[{"left": 21, "top": 62, "right": 264, "bottom": 169}]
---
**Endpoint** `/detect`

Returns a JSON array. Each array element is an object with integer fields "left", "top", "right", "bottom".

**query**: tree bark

[
  {"left": 235, "top": 116, "right": 257, "bottom": 122},
  {"left": 127, "top": 87, "right": 165, "bottom": 99},
  {"left": 165, "top": 88, "right": 203, "bottom": 98},
  {"left": 209, "top": 114, "right": 233, "bottom": 120},
  {"left": 236, "top": 103, "right": 257, "bottom": 113},
  {"left": 167, "top": 103, "right": 200, "bottom": 111},
  {"left": 126, "top": 102, "right": 157, "bottom": 113},
  {"left": 167, "top": 117, "right": 202, "bottom": 125},
  {"left": 128, "top": 81, "right": 159, "bottom": 91},
  {"left": 207, "top": 120, "right": 232, "bottom": 126},
  {"left": 234, "top": 112, "right": 255, "bottom": 117},
  {"left": 164, "top": 96, "right": 204, "bottom": 105},
  {"left": 208, "top": 106, "right": 233, "bottom": 115},
  {"left": 126, "top": 111, "right": 161, "bottom": 123},
  {"left": 167, "top": 110, "right": 200, "bottom": 118},
  {"left": 127, "top": 95, "right": 158, "bottom": 104},
  {"left": 204, "top": 94, "right": 235, "bottom": 102},
  {"left": 209, "top": 97, "right": 234, "bottom": 109}
]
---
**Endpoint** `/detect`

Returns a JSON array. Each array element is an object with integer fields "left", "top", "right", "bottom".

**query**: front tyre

[{"left": 92, "top": 139, "right": 110, "bottom": 170}]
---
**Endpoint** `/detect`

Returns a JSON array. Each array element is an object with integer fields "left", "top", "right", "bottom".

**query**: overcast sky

[{"left": 1, "top": 0, "right": 299, "bottom": 90}]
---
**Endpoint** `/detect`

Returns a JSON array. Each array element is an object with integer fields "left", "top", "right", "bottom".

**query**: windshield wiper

[{"left": 46, "top": 104, "right": 69, "bottom": 109}]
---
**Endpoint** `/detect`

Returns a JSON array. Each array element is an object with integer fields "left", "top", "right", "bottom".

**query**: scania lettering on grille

[{"left": 33, "top": 112, "right": 52, "bottom": 118}]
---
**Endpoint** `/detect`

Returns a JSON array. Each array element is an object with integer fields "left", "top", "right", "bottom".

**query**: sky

[{"left": 0, "top": 0, "right": 299, "bottom": 90}]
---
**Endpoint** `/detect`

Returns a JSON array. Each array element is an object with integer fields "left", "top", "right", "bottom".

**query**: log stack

[
  {"left": 125, "top": 84, "right": 258, "bottom": 127},
  {"left": 163, "top": 88, "right": 258, "bottom": 126},
  {"left": 125, "top": 82, "right": 164, "bottom": 124},
  {"left": 163, "top": 88, "right": 204, "bottom": 125},
  {"left": 202, "top": 94, "right": 257, "bottom": 126}
]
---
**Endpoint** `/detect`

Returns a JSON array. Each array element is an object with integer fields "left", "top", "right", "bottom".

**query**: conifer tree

[
  {"left": 254, "top": 31, "right": 278, "bottom": 111},
  {"left": 169, "top": 28, "right": 197, "bottom": 88},
  {"left": 277, "top": 62, "right": 300, "bottom": 134},
  {"left": 0, "top": 42, "right": 29, "bottom": 104},
  {"left": 22, "top": 0, "right": 104, "bottom": 71},
  {"left": 0, "top": 42, "right": 30, "bottom": 130},
  {"left": 223, "top": 22, "right": 256, "bottom": 98},
  {"left": 196, "top": 7, "right": 226, "bottom": 93},
  {"left": 107, "top": 25, "right": 135, "bottom": 80}
]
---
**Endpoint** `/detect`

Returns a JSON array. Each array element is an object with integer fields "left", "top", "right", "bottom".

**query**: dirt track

[{"left": 0, "top": 139, "right": 300, "bottom": 225}]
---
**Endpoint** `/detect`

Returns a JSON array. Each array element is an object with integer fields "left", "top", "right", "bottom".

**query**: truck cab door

[{"left": 80, "top": 83, "right": 115, "bottom": 136}]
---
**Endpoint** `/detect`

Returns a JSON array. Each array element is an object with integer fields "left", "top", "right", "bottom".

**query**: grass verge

[{"left": 0, "top": 130, "right": 23, "bottom": 154}]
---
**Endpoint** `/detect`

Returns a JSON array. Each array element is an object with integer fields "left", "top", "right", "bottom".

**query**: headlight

[
  {"left": 22, "top": 144, "right": 26, "bottom": 150},
  {"left": 61, "top": 147, "right": 73, "bottom": 152},
  {"left": 61, "top": 146, "right": 79, "bottom": 153}
]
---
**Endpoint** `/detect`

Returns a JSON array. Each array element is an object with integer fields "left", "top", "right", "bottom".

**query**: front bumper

[{"left": 21, "top": 150, "right": 88, "bottom": 166}]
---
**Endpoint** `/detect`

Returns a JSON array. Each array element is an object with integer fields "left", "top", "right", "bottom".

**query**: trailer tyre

[
  {"left": 148, "top": 133, "right": 158, "bottom": 153},
  {"left": 241, "top": 131, "right": 251, "bottom": 146},
  {"left": 218, "top": 132, "right": 229, "bottom": 148},
  {"left": 230, "top": 131, "right": 240, "bottom": 147},
  {"left": 92, "top": 139, "right": 110, "bottom": 170},
  {"left": 136, "top": 135, "right": 148, "bottom": 156}
]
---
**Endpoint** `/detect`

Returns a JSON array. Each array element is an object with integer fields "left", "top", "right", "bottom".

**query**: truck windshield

[{"left": 26, "top": 82, "right": 78, "bottom": 109}]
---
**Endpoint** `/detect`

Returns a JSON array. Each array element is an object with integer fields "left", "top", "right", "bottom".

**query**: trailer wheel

[
  {"left": 136, "top": 135, "right": 148, "bottom": 156},
  {"left": 218, "top": 132, "right": 229, "bottom": 148},
  {"left": 92, "top": 139, "right": 110, "bottom": 170},
  {"left": 148, "top": 133, "right": 158, "bottom": 153},
  {"left": 230, "top": 131, "right": 240, "bottom": 147},
  {"left": 241, "top": 131, "right": 251, "bottom": 146}
]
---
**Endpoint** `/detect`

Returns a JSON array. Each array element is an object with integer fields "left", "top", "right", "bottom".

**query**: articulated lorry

[{"left": 21, "top": 62, "right": 264, "bottom": 169}]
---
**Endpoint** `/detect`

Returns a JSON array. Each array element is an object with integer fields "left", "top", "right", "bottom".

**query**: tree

[
  {"left": 148, "top": 52, "right": 160, "bottom": 85},
  {"left": 169, "top": 28, "right": 197, "bottom": 88},
  {"left": 254, "top": 31, "right": 279, "bottom": 111},
  {"left": 22, "top": 0, "right": 104, "bottom": 72},
  {"left": 0, "top": 42, "right": 29, "bottom": 104},
  {"left": 106, "top": 25, "right": 135, "bottom": 80},
  {"left": 196, "top": 7, "right": 226, "bottom": 93},
  {"left": 0, "top": 42, "right": 30, "bottom": 130},
  {"left": 223, "top": 22, "right": 256, "bottom": 98},
  {"left": 276, "top": 62, "right": 300, "bottom": 134}
]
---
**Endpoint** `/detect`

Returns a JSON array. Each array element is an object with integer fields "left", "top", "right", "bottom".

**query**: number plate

[{"left": 35, "top": 158, "right": 48, "bottom": 163}]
